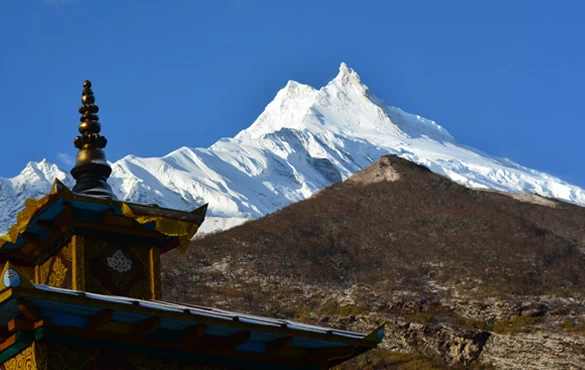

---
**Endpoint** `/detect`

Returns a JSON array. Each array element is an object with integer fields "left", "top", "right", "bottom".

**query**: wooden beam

[
  {"left": 265, "top": 336, "right": 293, "bottom": 354},
  {"left": 19, "top": 215, "right": 75, "bottom": 263},
  {"left": 36, "top": 220, "right": 58, "bottom": 232},
  {"left": 87, "top": 310, "right": 113, "bottom": 331},
  {"left": 305, "top": 346, "right": 355, "bottom": 363},
  {"left": 0, "top": 327, "right": 9, "bottom": 342},
  {"left": 63, "top": 202, "right": 76, "bottom": 220},
  {"left": 17, "top": 298, "right": 40, "bottom": 322},
  {"left": 33, "top": 318, "right": 52, "bottom": 329},
  {"left": 134, "top": 316, "right": 160, "bottom": 337},
  {"left": 21, "top": 233, "right": 41, "bottom": 246},
  {"left": 7, "top": 317, "right": 34, "bottom": 332},
  {"left": 188, "top": 330, "right": 251, "bottom": 349},
  {"left": 52, "top": 325, "right": 306, "bottom": 367},
  {"left": 182, "top": 324, "right": 206, "bottom": 344},
  {"left": 100, "top": 208, "right": 115, "bottom": 223},
  {"left": 73, "top": 220, "right": 166, "bottom": 242},
  {"left": 0, "top": 334, "right": 16, "bottom": 352},
  {"left": 225, "top": 330, "right": 251, "bottom": 349},
  {"left": 7, "top": 316, "right": 51, "bottom": 333}
]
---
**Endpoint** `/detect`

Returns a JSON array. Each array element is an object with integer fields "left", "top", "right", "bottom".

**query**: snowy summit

[{"left": 1, "top": 63, "right": 585, "bottom": 234}]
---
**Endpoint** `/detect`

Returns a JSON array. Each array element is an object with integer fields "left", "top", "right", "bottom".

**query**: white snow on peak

[
  {"left": 1, "top": 63, "right": 585, "bottom": 234},
  {"left": 235, "top": 80, "right": 317, "bottom": 141}
]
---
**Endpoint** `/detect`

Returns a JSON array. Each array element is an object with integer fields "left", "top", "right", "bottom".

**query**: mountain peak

[
  {"left": 327, "top": 62, "right": 370, "bottom": 99},
  {"left": 347, "top": 155, "right": 432, "bottom": 185},
  {"left": 18, "top": 159, "right": 69, "bottom": 183},
  {"left": 334, "top": 63, "right": 363, "bottom": 85},
  {"left": 3, "top": 63, "right": 585, "bottom": 236},
  {"left": 234, "top": 80, "right": 316, "bottom": 141},
  {"left": 282, "top": 80, "right": 315, "bottom": 98},
  {"left": 338, "top": 62, "right": 352, "bottom": 76}
]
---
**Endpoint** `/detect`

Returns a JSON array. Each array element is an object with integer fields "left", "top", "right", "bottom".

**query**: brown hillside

[
  {"left": 166, "top": 155, "right": 585, "bottom": 296},
  {"left": 162, "top": 155, "right": 585, "bottom": 369}
]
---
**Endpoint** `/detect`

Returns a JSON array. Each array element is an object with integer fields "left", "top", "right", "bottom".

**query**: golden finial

[
  {"left": 70, "top": 80, "right": 115, "bottom": 198},
  {"left": 74, "top": 80, "right": 107, "bottom": 150}
]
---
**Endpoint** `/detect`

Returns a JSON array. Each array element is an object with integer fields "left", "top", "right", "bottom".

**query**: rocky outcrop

[
  {"left": 479, "top": 332, "right": 585, "bottom": 370},
  {"left": 384, "top": 319, "right": 491, "bottom": 365}
]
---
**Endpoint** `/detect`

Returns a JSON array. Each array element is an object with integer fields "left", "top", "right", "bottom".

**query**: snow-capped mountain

[{"left": 2, "top": 63, "right": 585, "bottom": 234}]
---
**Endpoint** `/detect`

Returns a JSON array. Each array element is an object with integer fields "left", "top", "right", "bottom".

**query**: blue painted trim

[{"left": 39, "top": 308, "right": 88, "bottom": 328}]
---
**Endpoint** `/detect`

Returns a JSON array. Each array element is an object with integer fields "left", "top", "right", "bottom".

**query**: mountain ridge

[
  {"left": 162, "top": 154, "right": 585, "bottom": 369},
  {"left": 1, "top": 63, "right": 585, "bottom": 234}
]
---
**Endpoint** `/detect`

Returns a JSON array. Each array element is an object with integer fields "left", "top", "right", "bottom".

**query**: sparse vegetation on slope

[{"left": 162, "top": 155, "right": 585, "bottom": 369}]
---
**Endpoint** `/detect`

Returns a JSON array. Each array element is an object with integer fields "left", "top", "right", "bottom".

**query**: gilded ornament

[
  {"left": 70, "top": 80, "right": 115, "bottom": 198},
  {"left": 48, "top": 257, "right": 68, "bottom": 287},
  {"left": 2, "top": 344, "right": 35, "bottom": 370},
  {"left": 61, "top": 243, "right": 73, "bottom": 261}
]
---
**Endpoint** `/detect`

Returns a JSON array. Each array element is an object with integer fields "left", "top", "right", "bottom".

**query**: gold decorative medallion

[{"left": 48, "top": 258, "right": 68, "bottom": 287}]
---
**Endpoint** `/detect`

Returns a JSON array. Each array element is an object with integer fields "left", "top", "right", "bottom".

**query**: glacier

[{"left": 1, "top": 63, "right": 584, "bottom": 234}]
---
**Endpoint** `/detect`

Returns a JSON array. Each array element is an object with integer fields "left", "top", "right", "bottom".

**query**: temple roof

[
  {"left": 0, "top": 179, "right": 207, "bottom": 265},
  {"left": 0, "top": 266, "right": 383, "bottom": 369}
]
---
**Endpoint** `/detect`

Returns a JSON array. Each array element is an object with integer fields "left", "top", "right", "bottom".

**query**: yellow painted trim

[
  {"left": 149, "top": 247, "right": 154, "bottom": 299},
  {"left": 148, "top": 247, "right": 161, "bottom": 300},
  {"left": 77, "top": 236, "right": 85, "bottom": 291},
  {"left": 0, "top": 288, "right": 13, "bottom": 304},
  {"left": 121, "top": 203, "right": 206, "bottom": 253},
  {"left": 71, "top": 237, "right": 77, "bottom": 291}
]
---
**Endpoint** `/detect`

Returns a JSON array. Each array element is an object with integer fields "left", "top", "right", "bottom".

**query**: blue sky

[{"left": 1, "top": 0, "right": 584, "bottom": 188}]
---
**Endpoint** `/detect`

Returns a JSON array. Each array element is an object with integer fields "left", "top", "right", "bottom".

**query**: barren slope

[{"left": 162, "top": 155, "right": 585, "bottom": 369}]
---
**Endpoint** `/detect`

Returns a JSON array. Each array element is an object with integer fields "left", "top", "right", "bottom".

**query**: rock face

[
  {"left": 385, "top": 320, "right": 491, "bottom": 365},
  {"left": 379, "top": 295, "right": 585, "bottom": 369},
  {"left": 480, "top": 332, "right": 585, "bottom": 370},
  {"left": 346, "top": 155, "right": 403, "bottom": 185},
  {"left": 161, "top": 155, "right": 585, "bottom": 369}
]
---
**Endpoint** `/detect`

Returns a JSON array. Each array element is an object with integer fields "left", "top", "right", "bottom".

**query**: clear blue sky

[{"left": 1, "top": 1, "right": 584, "bottom": 188}]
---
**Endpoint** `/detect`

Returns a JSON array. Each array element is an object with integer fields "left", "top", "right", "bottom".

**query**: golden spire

[{"left": 70, "top": 80, "right": 115, "bottom": 198}]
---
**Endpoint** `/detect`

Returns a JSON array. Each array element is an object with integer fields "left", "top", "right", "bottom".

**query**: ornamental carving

[
  {"left": 48, "top": 258, "right": 68, "bottom": 287},
  {"left": 2, "top": 344, "right": 36, "bottom": 370},
  {"left": 46, "top": 343, "right": 99, "bottom": 370},
  {"left": 61, "top": 243, "right": 73, "bottom": 262},
  {"left": 107, "top": 250, "right": 132, "bottom": 273}
]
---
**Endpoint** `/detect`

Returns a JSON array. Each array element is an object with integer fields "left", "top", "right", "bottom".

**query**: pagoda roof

[
  {"left": 0, "top": 179, "right": 207, "bottom": 265},
  {"left": 0, "top": 271, "right": 383, "bottom": 369}
]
